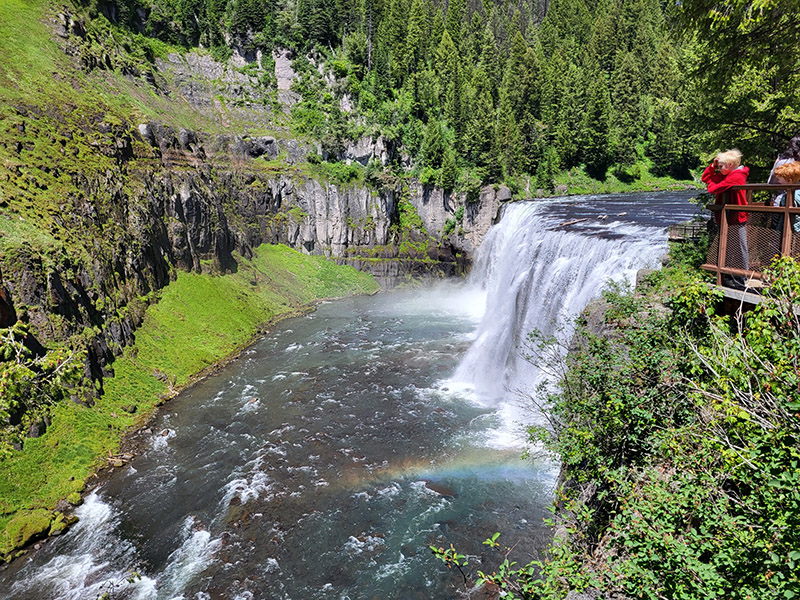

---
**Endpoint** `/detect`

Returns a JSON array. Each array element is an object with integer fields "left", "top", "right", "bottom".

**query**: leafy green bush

[
  {"left": 291, "top": 106, "right": 326, "bottom": 136},
  {"left": 458, "top": 171, "right": 483, "bottom": 204},
  {"left": 310, "top": 160, "right": 362, "bottom": 184},
  {"left": 668, "top": 232, "right": 711, "bottom": 270},
  {"left": 419, "top": 166, "right": 439, "bottom": 185},
  {"left": 442, "top": 206, "right": 464, "bottom": 237},
  {"left": 0, "top": 322, "right": 86, "bottom": 458}
]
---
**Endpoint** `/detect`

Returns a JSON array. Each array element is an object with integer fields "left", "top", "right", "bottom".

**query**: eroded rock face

[
  {"left": 0, "top": 112, "right": 502, "bottom": 387},
  {"left": 156, "top": 52, "right": 270, "bottom": 111},
  {"left": 342, "top": 135, "right": 394, "bottom": 166},
  {"left": 274, "top": 48, "right": 300, "bottom": 108},
  {"left": 0, "top": 278, "right": 15, "bottom": 327},
  {"left": 272, "top": 176, "right": 394, "bottom": 257},
  {"left": 406, "top": 182, "right": 507, "bottom": 256}
]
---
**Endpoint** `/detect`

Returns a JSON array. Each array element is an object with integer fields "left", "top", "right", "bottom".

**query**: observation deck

[{"left": 702, "top": 184, "right": 800, "bottom": 297}]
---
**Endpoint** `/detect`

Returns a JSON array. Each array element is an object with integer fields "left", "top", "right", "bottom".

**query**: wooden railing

[
  {"left": 702, "top": 183, "right": 800, "bottom": 286},
  {"left": 668, "top": 222, "right": 706, "bottom": 242}
]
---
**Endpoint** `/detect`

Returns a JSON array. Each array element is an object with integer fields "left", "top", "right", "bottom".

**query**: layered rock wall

[{"left": 0, "top": 115, "right": 504, "bottom": 385}]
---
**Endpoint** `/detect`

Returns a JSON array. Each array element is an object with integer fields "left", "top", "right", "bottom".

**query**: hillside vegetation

[{"left": 72, "top": 0, "right": 798, "bottom": 187}]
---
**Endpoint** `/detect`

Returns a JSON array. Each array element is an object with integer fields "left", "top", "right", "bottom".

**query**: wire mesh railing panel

[
  {"left": 702, "top": 185, "right": 800, "bottom": 286},
  {"left": 706, "top": 228, "right": 720, "bottom": 266},
  {"left": 792, "top": 219, "right": 800, "bottom": 260},
  {"left": 746, "top": 213, "right": 783, "bottom": 271},
  {"left": 724, "top": 222, "right": 750, "bottom": 270}
]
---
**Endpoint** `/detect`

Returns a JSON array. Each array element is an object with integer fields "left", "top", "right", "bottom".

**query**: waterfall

[{"left": 453, "top": 199, "right": 677, "bottom": 429}]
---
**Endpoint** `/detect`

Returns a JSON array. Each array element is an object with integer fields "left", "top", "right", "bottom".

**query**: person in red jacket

[{"left": 701, "top": 149, "right": 750, "bottom": 284}]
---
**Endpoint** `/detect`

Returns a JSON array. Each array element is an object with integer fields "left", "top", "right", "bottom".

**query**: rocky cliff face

[{"left": 0, "top": 111, "right": 504, "bottom": 375}]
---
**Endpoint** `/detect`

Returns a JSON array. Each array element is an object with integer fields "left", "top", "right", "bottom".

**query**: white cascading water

[
  {"left": 6, "top": 493, "right": 219, "bottom": 600},
  {"left": 452, "top": 200, "right": 673, "bottom": 443}
]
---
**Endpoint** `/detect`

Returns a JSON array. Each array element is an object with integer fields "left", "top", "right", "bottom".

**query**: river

[{"left": 0, "top": 192, "right": 702, "bottom": 599}]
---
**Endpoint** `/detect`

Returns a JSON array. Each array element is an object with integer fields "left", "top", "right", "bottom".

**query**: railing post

[{"left": 781, "top": 185, "right": 792, "bottom": 257}]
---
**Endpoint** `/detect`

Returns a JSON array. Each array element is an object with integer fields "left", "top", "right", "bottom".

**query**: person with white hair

[{"left": 702, "top": 148, "right": 750, "bottom": 287}]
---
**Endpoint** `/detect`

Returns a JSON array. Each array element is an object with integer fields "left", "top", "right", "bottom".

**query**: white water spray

[
  {"left": 5, "top": 493, "right": 221, "bottom": 600},
  {"left": 452, "top": 200, "right": 672, "bottom": 443}
]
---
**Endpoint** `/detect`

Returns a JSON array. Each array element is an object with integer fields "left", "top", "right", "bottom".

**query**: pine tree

[
  {"left": 336, "top": 0, "right": 362, "bottom": 38},
  {"left": 440, "top": 149, "right": 457, "bottom": 191},
  {"left": 178, "top": 0, "right": 206, "bottom": 45},
  {"left": 382, "top": 0, "right": 409, "bottom": 86},
  {"left": 298, "top": 0, "right": 338, "bottom": 47},
  {"left": 629, "top": 0, "right": 661, "bottom": 88},
  {"left": 464, "top": 68, "right": 497, "bottom": 171},
  {"left": 434, "top": 30, "right": 460, "bottom": 128},
  {"left": 502, "top": 32, "right": 529, "bottom": 120},
  {"left": 581, "top": 75, "right": 615, "bottom": 180},
  {"left": 645, "top": 38, "right": 694, "bottom": 176},
  {"left": 585, "top": 0, "right": 620, "bottom": 74},
  {"left": 675, "top": 0, "right": 799, "bottom": 159},
  {"left": 404, "top": 0, "right": 427, "bottom": 76},
  {"left": 429, "top": 10, "right": 444, "bottom": 55},
  {"left": 465, "top": 12, "right": 484, "bottom": 67},
  {"left": 497, "top": 30, "right": 540, "bottom": 170},
  {"left": 611, "top": 50, "right": 643, "bottom": 166},
  {"left": 536, "top": 144, "right": 558, "bottom": 191},
  {"left": 495, "top": 94, "right": 522, "bottom": 175},
  {"left": 539, "top": 0, "right": 592, "bottom": 55},
  {"left": 230, "top": 0, "right": 269, "bottom": 37},
  {"left": 205, "top": 0, "right": 227, "bottom": 47},
  {"left": 421, "top": 120, "right": 445, "bottom": 168},
  {"left": 360, "top": 0, "right": 382, "bottom": 70},
  {"left": 543, "top": 45, "right": 584, "bottom": 169},
  {"left": 445, "top": 0, "right": 465, "bottom": 49},
  {"left": 370, "top": 31, "right": 392, "bottom": 102},
  {"left": 478, "top": 24, "right": 501, "bottom": 102}
]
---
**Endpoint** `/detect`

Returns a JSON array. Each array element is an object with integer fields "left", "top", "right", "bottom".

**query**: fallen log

[{"left": 555, "top": 218, "right": 589, "bottom": 227}]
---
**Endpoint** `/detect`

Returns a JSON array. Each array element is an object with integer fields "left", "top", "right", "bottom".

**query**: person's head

[
  {"left": 781, "top": 135, "right": 800, "bottom": 160},
  {"left": 774, "top": 161, "right": 800, "bottom": 184},
  {"left": 716, "top": 149, "right": 742, "bottom": 174}
]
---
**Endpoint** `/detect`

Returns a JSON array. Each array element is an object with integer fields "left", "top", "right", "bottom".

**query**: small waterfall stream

[{"left": 0, "top": 192, "right": 700, "bottom": 600}]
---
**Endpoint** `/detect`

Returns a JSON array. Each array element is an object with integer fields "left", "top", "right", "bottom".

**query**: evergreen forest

[{"left": 74, "top": 0, "right": 800, "bottom": 188}]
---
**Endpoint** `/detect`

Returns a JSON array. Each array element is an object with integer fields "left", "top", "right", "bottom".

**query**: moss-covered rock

[
  {"left": 48, "top": 512, "right": 68, "bottom": 536},
  {"left": 3, "top": 509, "right": 52, "bottom": 554}
]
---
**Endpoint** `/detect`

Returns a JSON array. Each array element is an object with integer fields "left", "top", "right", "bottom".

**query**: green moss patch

[{"left": 3, "top": 509, "right": 52, "bottom": 553}]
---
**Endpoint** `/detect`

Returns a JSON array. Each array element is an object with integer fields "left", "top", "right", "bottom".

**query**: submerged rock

[{"left": 422, "top": 480, "right": 457, "bottom": 497}]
